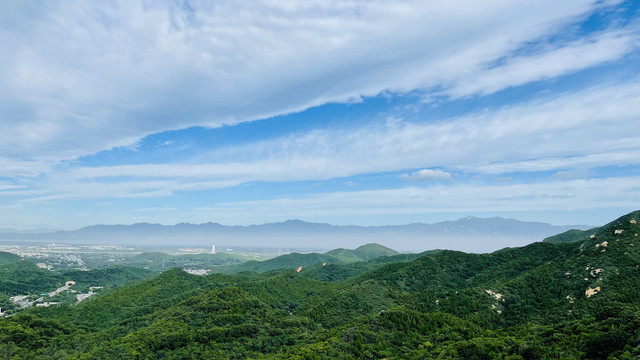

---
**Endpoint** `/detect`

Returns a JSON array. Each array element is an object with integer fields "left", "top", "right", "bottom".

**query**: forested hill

[
  {"left": 543, "top": 227, "right": 600, "bottom": 243},
  {"left": 0, "top": 216, "right": 590, "bottom": 252},
  {"left": 0, "top": 211, "right": 638, "bottom": 359},
  {"left": 0, "top": 251, "right": 20, "bottom": 266},
  {"left": 222, "top": 243, "right": 398, "bottom": 273}
]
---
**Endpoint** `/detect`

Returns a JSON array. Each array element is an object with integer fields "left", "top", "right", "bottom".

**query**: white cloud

[
  {"left": 68, "top": 82, "right": 640, "bottom": 185},
  {"left": 0, "top": 0, "right": 630, "bottom": 176},
  {"left": 469, "top": 150, "right": 640, "bottom": 174},
  {"left": 0, "top": 184, "right": 26, "bottom": 191},
  {"left": 0, "top": 203, "right": 24, "bottom": 211},
  {"left": 400, "top": 169, "right": 452, "bottom": 182},
  {"left": 441, "top": 28, "right": 639, "bottom": 99},
  {"left": 551, "top": 169, "right": 590, "bottom": 180},
  {"left": 4, "top": 81, "right": 637, "bottom": 202},
  {"left": 132, "top": 207, "right": 178, "bottom": 213},
  {"left": 0, "top": 157, "right": 56, "bottom": 177}
]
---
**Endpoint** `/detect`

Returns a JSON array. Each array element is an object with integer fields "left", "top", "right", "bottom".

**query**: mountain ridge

[
  {"left": 0, "top": 216, "right": 592, "bottom": 252},
  {"left": 1, "top": 211, "right": 637, "bottom": 359}
]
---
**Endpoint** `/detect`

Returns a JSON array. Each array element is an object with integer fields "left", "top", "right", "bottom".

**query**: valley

[
  {"left": 0, "top": 211, "right": 638, "bottom": 359},
  {"left": 2, "top": 2, "right": 637, "bottom": 359}
]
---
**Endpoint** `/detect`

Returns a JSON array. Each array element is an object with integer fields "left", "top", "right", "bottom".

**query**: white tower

[{"left": 211, "top": 244, "right": 216, "bottom": 254}]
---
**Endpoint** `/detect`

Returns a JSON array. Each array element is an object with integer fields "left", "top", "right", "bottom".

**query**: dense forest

[{"left": 0, "top": 211, "right": 639, "bottom": 359}]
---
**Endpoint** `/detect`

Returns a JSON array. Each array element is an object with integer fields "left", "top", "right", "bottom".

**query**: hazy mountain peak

[{"left": 0, "top": 216, "right": 592, "bottom": 252}]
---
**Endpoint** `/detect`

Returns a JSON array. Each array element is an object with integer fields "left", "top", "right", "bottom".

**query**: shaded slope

[
  {"left": 0, "top": 261, "right": 155, "bottom": 296},
  {"left": 0, "top": 211, "right": 637, "bottom": 359},
  {"left": 127, "top": 251, "right": 244, "bottom": 271},
  {"left": 223, "top": 243, "right": 398, "bottom": 274},
  {"left": 226, "top": 252, "right": 336, "bottom": 273},
  {"left": 0, "top": 251, "right": 20, "bottom": 266},
  {"left": 302, "top": 251, "right": 425, "bottom": 282},
  {"left": 298, "top": 211, "right": 640, "bottom": 328}
]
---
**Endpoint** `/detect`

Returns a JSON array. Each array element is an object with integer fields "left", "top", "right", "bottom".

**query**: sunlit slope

[
  {"left": 299, "top": 211, "right": 640, "bottom": 327},
  {"left": 0, "top": 211, "right": 638, "bottom": 359},
  {"left": 223, "top": 243, "right": 397, "bottom": 274}
]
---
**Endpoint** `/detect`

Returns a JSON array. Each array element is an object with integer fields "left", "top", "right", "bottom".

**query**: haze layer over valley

[{"left": 0, "top": 216, "right": 590, "bottom": 253}]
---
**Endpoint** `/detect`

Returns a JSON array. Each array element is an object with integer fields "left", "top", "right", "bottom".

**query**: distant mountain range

[
  {"left": 2, "top": 211, "right": 637, "bottom": 358},
  {"left": 0, "top": 217, "right": 591, "bottom": 252}
]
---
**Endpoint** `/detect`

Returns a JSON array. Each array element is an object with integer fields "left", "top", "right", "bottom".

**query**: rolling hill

[
  {"left": 0, "top": 210, "right": 637, "bottom": 359},
  {"left": 0, "top": 216, "right": 590, "bottom": 252},
  {"left": 222, "top": 243, "right": 398, "bottom": 274},
  {"left": 0, "top": 251, "right": 20, "bottom": 266},
  {"left": 543, "top": 227, "right": 600, "bottom": 243}
]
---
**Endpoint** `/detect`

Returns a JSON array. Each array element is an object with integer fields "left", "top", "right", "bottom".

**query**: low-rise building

[{"left": 35, "top": 302, "right": 59, "bottom": 307}]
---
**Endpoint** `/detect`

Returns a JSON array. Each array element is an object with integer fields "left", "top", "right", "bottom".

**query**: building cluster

[
  {"left": 7, "top": 279, "right": 103, "bottom": 313},
  {"left": 183, "top": 269, "right": 210, "bottom": 276}
]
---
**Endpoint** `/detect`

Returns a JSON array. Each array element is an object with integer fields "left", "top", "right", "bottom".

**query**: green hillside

[
  {"left": 126, "top": 251, "right": 246, "bottom": 271},
  {"left": 228, "top": 252, "right": 333, "bottom": 273},
  {"left": 0, "top": 251, "right": 20, "bottom": 266},
  {"left": 302, "top": 251, "right": 424, "bottom": 282},
  {"left": 0, "top": 260, "right": 156, "bottom": 314},
  {"left": 543, "top": 227, "right": 600, "bottom": 243},
  {"left": 0, "top": 261, "right": 156, "bottom": 296},
  {"left": 223, "top": 243, "right": 398, "bottom": 274},
  {"left": 326, "top": 243, "right": 398, "bottom": 262},
  {"left": 0, "top": 211, "right": 638, "bottom": 359},
  {"left": 0, "top": 261, "right": 65, "bottom": 295}
]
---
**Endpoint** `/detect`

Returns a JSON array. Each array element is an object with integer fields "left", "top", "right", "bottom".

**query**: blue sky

[{"left": 0, "top": 0, "right": 638, "bottom": 230}]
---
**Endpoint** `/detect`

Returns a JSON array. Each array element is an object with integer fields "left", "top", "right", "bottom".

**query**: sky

[{"left": 0, "top": 0, "right": 638, "bottom": 231}]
